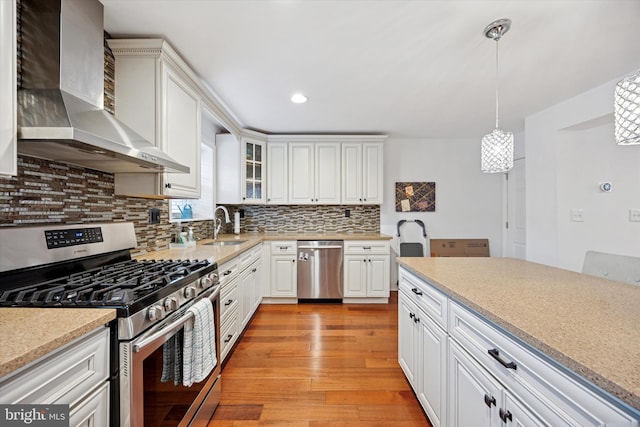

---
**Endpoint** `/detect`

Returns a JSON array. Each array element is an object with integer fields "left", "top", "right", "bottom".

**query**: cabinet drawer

[
  {"left": 399, "top": 267, "right": 447, "bottom": 330},
  {"left": 270, "top": 241, "right": 296, "bottom": 255},
  {"left": 218, "top": 258, "right": 240, "bottom": 287},
  {"left": 344, "top": 240, "right": 390, "bottom": 254},
  {"left": 239, "top": 243, "right": 262, "bottom": 270},
  {"left": 448, "top": 301, "right": 636, "bottom": 426},
  {"left": 220, "top": 307, "right": 239, "bottom": 362},
  {"left": 220, "top": 279, "right": 239, "bottom": 321},
  {"left": 0, "top": 327, "right": 109, "bottom": 406},
  {"left": 69, "top": 382, "right": 109, "bottom": 427}
]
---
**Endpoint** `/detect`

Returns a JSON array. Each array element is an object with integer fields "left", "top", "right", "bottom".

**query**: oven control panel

[{"left": 45, "top": 227, "right": 104, "bottom": 249}]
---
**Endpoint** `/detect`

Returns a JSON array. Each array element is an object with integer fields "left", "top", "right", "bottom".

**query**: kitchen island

[{"left": 398, "top": 256, "right": 639, "bottom": 422}]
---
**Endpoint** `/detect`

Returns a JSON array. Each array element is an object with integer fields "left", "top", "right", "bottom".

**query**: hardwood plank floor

[{"left": 208, "top": 292, "right": 432, "bottom": 427}]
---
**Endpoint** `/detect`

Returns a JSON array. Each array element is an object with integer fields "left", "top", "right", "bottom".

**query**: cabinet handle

[
  {"left": 409, "top": 313, "right": 420, "bottom": 323},
  {"left": 224, "top": 270, "right": 233, "bottom": 276},
  {"left": 359, "top": 198, "right": 362, "bottom": 202},
  {"left": 363, "top": 246, "right": 372, "bottom": 250},
  {"left": 488, "top": 348, "right": 517, "bottom": 370},
  {"left": 252, "top": 268, "right": 257, "bottom": 272},
  {"left": 224, "top": 299, "right": 233, "bottom": 306},
  {"left": 411, "top": 288, "right": 423, "bottom": 296},
  {"left": 224, "top": 334, "right": 234, "bottom": 343},
  {"left": 484, "top": 394, "right": 496, "bottom": 408},
  {"left": 499, "top": 409, "right": 512, "bottom": 423},
  {"left": 409, "top": 312, "right": 415, "bottom": 320},
  {"left": 363, "top": 198, "right": 367, "bottom": 202},
  {"left": 164, "top": 183, "right": 172, "bottom": 189},
  {"left": 292, "top": 259, "right": 295, "bottom": 263}
]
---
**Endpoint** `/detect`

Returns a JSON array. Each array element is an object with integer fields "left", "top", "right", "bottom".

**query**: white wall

[
  {"left": 525, "top": 74, "right": 640, "bottom": 271},
  {"left": 381, "top": 138, "right": 505, "bottom": 285}
]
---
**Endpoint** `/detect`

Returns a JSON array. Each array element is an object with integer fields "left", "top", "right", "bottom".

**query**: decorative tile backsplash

[
  {"left": 0, "top": 156, "right": 212, "bottom": 255},
  {"left": 220, "top": 204, "right": 380, "bottom": 234}
]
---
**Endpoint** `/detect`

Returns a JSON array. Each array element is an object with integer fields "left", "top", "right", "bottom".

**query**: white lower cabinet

[
  {"left": 268, "top": 241, "right": 297, "bottom": 298},
  {"left": 219, "top": 244, "right": 263, "bottom": 362},
  {"left": 0, "top": 327, "right": 110, "bottom": 425},
  {"left": 343, "top": 240, "right": 390, "bottom": 300},
  {"left": 399, "top": 285, "right": 447, "bottom": 427},
  {"left": 398, "top": 266, "right": 638, "bottom": 427}
]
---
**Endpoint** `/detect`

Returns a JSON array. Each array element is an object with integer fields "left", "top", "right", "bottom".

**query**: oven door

[{"left": 119, "top": 286, "right": 221, "bottom": 427}]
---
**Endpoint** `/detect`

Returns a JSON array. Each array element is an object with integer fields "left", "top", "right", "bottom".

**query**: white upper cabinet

[
  {"left": 217, "top": 133, "right": 266, "bottom": 204},
  {"left": 289, "top": 142, "right": 341, "bottom": 204},
  {"left": 108, "top": 39, "right": 201, "bottom": 198},
  {"left": 0, "top": 0, "right": 17, "bottom": 177},
  {"left": 266, "top": 142, "right": 288, "bottom": 204},
  {"left": 342, "top": 141, "right": 384, "bottom": 204}
]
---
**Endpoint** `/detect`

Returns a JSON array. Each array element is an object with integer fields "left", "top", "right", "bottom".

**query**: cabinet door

[
  {"left": 162, "top": 65, "right": 201, "bottom": 198},
  {"left": 367, "top": 255, "right": 389, "bottom": 297},
  {"left": 449, "top": 339, "right": 502, "bottom": 427},
  {"left": 289, "top": 143, "right": 314, "bottom": 204},
  {"left": 239, "top": 267, "right": 253, "bottom": 328},
  {"left": 418, "top": 313, "right": 447, "bottom": 427},
  {"left": 251, "top": 260, "right": 263, "bottom": 310},
  {"left": 315, "top": 143, "right": 341, "bottom": 203},
  {"left": 398, "top": 291, "right": 419, "bottom": 389},
  {"left": 502, "top": 391, "right": 547, "bottom": 427},
  {"left": 344, "top": 256, "right": 367, "bottom": 297},
  {"left": 341, "top": 143, "right": 363, "bottom": 204},
  {"left": 270, "top": 255, "right": 297, "bottom": 297},
  {"left": 266, "top": 142, "right": 288, "bottom": 204},
  {"left": 242, "top": 138, "right": 265, "bottom": 203},
  {"left": 0, "top": 0, "right": 16, "bottom": 176},
  {"left": 362, "top": 143, "right": 383, "bottom": 204}
]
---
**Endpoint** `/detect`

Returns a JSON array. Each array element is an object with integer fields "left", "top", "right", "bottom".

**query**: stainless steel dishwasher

[{"left": 297, "top": 240, "right": 343, "bottom": 300}]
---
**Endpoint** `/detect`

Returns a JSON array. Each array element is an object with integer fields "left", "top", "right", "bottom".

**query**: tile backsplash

[{"left": 0, "top": 155, "right": 212, "bottom": 255}]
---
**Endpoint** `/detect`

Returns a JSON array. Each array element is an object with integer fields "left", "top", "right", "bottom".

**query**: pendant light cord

[{"left": 495, "top": 38, "right": 500, "bottom": 129}]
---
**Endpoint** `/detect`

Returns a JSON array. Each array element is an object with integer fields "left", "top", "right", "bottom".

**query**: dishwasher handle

[{"left": 297, "top": 245, "right": 343, "bottom": 250}]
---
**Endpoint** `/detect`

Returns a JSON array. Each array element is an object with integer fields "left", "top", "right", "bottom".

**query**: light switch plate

[
  {"left": 571, "top": 208, "right": 584, "bottom": 222},
  {"left": 630, "top": 209, "right": 640, "bottom": 222}
]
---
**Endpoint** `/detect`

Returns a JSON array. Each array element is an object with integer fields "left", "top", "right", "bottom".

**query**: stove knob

[
  {"left": 164, "top": 297, "right": 179, "bottom": 312},
  {"left": 201, "top": 275, "right": 214, "bottom": 289},
  {"left": 147, "top": 305, "right": 164, "bottom": 321},
  {"left": 184, "top": 286, "right": 196, "bottom": 299}
]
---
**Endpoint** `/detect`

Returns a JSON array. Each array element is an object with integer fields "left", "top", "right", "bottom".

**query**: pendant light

[
  {"left": 481, "top": 19, "right": 514, "bottom": 173},
  {"left": 614, "top": 70, "right": 640, "bottom": 145}
]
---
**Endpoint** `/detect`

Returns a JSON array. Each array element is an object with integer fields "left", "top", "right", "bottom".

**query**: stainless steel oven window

[{"left": 119, "top": 287, "right": 221, "bottom": 427}]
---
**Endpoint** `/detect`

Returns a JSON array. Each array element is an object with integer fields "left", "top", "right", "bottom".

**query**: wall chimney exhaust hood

[{"left": 16, "top": 0, "right": 189, "bottom": 174}]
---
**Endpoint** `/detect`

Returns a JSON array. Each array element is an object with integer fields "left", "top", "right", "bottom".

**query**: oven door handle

[{"left": 132, "top": 286, "right": 220, "bottom": 353}]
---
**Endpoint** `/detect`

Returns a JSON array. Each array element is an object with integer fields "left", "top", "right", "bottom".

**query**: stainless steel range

[{"left": 0, "top": 222, "right": 221, "bottom": 427}]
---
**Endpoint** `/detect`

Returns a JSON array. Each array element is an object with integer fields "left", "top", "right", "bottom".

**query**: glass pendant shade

[
  {"left": 481, "top": 128, "right": 514, "bottom": 173},
  {"left": 614, "top": 70, "right": 640, "bottom": 145}
]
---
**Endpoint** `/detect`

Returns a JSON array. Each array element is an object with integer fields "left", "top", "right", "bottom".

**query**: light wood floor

[{"left": 208, "top": 292, "right": 432, "bottom": 427}]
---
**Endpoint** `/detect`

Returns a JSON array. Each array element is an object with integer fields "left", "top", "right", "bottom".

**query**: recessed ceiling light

[{"left": 291, "top": 93, "right": 308, "bottom": 104}]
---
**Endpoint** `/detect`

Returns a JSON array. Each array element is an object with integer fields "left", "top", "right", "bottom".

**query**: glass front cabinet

[{"left": 243, "top": 139, "right": 264, "bottom": 203}]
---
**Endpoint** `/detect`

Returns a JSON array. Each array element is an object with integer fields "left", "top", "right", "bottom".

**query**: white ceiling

[{"left": 101, "top": 0, "right": 640, "bottom": 139}]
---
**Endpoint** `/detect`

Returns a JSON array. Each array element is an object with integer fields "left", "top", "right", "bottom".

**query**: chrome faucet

[{"left": 214, "top": 205, "right": 231, "bottom": 240}]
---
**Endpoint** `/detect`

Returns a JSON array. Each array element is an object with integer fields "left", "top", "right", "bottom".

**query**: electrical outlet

[
  {"left": 345, "top": 209, "right": 350, "bottom": 218},
  {"left": 630, "top": 209, "right": 640, "bottom": 222},
  {"left": 570, "top": 208, "right": 584, "bottom": 222},
  {"left": 149, "top": 208, "right": 161, "bottom": 224}
]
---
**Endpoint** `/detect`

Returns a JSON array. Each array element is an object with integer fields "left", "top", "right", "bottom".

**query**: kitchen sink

[{"left": 204, "top": 240, "right": 247, "bottom": 246}]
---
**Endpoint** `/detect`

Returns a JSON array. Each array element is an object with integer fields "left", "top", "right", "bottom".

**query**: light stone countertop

[
  {"left": 397, "top": 257, "right": 640, "bottom": 412},
  {"left": 0, "top": 308, "right": 116, "bottom": 378},
  {"left": 135, "top": 232, "right": 392, "bottom": 264}
]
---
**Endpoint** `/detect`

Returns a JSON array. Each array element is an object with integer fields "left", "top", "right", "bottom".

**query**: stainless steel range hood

[{"left": 16, "top": 0, "right": 189, "bottom": 174}]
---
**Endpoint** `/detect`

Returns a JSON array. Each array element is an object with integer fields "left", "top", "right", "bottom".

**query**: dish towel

[
  {"left": 182, "top": 297, "right": 217, "bottom": 387},
  {"left": 161, "top": 329, "right": 183, "bottom": 385}
]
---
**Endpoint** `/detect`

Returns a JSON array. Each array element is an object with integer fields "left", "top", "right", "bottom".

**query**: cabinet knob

[
  {"left": 499, "top": 409, "right": 512, "bottom": 423},
  {"left": 484, "top": 394, "right": 496, "bottom": 408}
]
